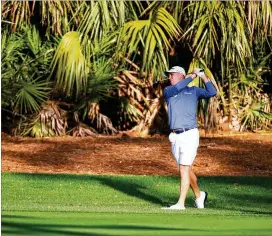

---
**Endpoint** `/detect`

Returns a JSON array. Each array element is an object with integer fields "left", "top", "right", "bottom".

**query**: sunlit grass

[
  {"left": 2, "top": 173, "right": 272, "bottom": 235},
  {"left": 2, "top": 173, "right": 271, "bottom": 215}
]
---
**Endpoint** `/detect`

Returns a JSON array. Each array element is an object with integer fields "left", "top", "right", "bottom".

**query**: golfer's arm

[
  {"left": 196, "top": 81, "right": 217, "bottom": 99},
  {"left": 201, "top": 75, "right": 210, "bottom": 84},
  {"left": 163, "top": 77, "right": 193, "bottom": 99}
]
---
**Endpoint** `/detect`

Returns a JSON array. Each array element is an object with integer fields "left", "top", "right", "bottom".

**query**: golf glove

[{"left": 194, "top": 68, "right": 205, "bottom": 77}]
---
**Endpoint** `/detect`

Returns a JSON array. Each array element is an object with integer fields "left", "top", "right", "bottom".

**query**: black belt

[{"left": 171, "top": 128, "right": 194, "bottom": 134}]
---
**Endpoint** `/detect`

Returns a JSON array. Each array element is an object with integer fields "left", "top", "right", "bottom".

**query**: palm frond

[
  {"left": 119, "top": 7, "right": 181, "bottom": 78},
  {"left": 246, "top": 0, "right": 272, "bottom": 39},
  {"left": 1, "top": 0, "right": 34, "bottom": 32},
  {"left": 88, "top": 103, "right": 118, "bottom": 134},
  {"left": 240, "top": 102, "right": 272, "bottom": 131},
  {"left": 70, "top": 123, "right": 97, "bottom": 137},
  {"left": 14, "top": 79, "right": 50, "bottom": 114},
  {"left": 26, "top": 101, "right": 68, "bottom": 137},
  {"left": 119, "top": 97, "right": 143, "bottom": 123},
  {"left": 78, "top": 0, "right": 126, "bottom": 45},
  {"left": 24, "top": 25, "right": 41, "bottom": 56},
  {"left": 49, "top": 31, "right": 88, "bottom": 98}
]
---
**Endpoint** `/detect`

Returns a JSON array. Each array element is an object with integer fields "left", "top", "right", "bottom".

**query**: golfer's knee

[{"left": 179, "top": 165, "right": 190, "bottom": 176}]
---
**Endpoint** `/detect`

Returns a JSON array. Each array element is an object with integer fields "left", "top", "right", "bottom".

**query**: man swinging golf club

[{"left": 162, "top": 66, "right": 217, "bottom": 210}]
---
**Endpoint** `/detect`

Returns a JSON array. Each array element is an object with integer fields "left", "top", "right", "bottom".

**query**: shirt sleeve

[
  {"left": 163, "top": 77, "right": 193, "bottom": 100},
  {"left": 195, "top": 81, "right": 217, "bottom": 99}
]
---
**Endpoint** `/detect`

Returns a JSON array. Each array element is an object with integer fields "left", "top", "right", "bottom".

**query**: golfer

[{"left": 162, "top": 66, "right": 217, "bottom": 210}]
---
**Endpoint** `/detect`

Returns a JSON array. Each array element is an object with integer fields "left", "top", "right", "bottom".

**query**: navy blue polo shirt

[{"left": 163, "top": 77, "right": 217, "bottom": 130}]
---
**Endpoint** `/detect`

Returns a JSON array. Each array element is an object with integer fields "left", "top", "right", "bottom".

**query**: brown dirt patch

[{"left": 1, "top": 131, "right": 272, "bottom": 176}]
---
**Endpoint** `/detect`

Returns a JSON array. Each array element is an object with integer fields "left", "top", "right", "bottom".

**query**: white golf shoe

[
  {"left": 161, "top": 203, "right": 185, "bottom": 210},
  {"left": 195, "top": 191, "right": 208, "bottom": 209}
]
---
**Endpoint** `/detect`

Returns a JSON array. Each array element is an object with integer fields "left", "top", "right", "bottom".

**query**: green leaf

[
  {"left": 49, "top": 31, "right": 88, "bottom": 98},
  {"left": 14, "top": 80, "right": 50, "bottom": 114}
]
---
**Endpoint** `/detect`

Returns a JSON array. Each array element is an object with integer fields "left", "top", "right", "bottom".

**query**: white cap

[{"left": 164, "top": 66, "right": 186, "bottom": 77}]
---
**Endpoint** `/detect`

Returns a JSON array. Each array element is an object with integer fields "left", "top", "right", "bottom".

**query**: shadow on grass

[
  {"left": 214, "top": 192, "right": 272, "bottom": 215},
  {"left": 3, "top": 172, "right": 177, "bottom": 206},
  {"left": 196, "top": 176, "right": 272, "bottom": 215},
  {"left": 91, "top": 176, "right": 166, "bottom": 205},
  {"left": 3, "top": 173, "right": 272, "bottom": 215},
  {"left": 2, "top": 220, "right": 203, "bottom": 236},
  {"left": 1, "top": 214, "right": 38, "bottom": 219},
  {"left": 201, "top": 176, "right": 272, "bottom": 188},
  {"left": 88, "top": 176, "right": 272, "bottom": 211},
  {"left": 2, "top": 215, "right": 272, "bottom": 236}
]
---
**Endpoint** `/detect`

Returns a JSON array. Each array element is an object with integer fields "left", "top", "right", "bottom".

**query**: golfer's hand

[{"left": 193, "top": 68, "right": 205, "bottom": 77}]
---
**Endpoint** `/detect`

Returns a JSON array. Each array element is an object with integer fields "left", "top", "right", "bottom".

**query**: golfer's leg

[
  {"left": 190, "top": 169, "right": 201, "bottom": 199},
  {"left": 188, "top": 129, "right": 200, "bottom": 199},
  {"left": 177, "top": 165, "right": 191, "bottom": 207}
]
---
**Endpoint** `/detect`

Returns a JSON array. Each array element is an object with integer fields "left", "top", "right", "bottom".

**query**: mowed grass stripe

[
  {"left": 2, "top": 173, "right": 272, "bottom": 216},
  {"left": 2, "top": 211, "right": 272, "bottom": 236}
]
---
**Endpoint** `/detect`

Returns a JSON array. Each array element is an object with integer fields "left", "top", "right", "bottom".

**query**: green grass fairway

[
  {"left": 2, "top": 173, "right": 272, "bottom": 235},
  {"left": 2, "top": 211, "right": 271, "bottom": 236}
]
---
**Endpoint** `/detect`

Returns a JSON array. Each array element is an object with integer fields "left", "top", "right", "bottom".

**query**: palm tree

[
  {"left": 47, "top": 2, "right": 181, "bottom": 135},
  {"left": 1, "top": 0, "right": 80, "bottom": 36},
  {"left": 2, "top": 0, "right": 271, "bottom": 136},
  {"left": 1, "top": 26, "right": 52, "bottom": 134},
  {"left": 178, "top": 0, "right": 271, "bottom": 131}
]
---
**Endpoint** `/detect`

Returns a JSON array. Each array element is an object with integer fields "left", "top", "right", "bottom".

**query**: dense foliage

[{"left": 1, "top": 0, "right": 272, "bottom": 136}]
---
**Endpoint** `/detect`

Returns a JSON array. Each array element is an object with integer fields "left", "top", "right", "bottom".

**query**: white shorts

[{"left": 169, "top": 128, "right": 199, "bottom": 166}]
